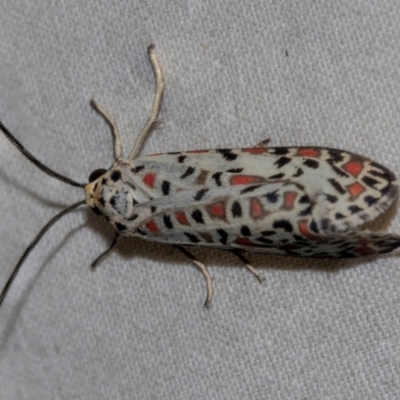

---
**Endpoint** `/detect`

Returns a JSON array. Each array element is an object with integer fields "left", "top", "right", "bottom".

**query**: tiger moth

[{"left": 1, "top": 44, "right": 399, "bottom": 307}]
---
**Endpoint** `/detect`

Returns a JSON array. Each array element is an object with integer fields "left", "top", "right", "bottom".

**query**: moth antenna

[
  {"left": 128, "top": 44, "right": 164, "bottom": 160},
  {"left": 0, "top": 200, "right": 85, "bottom": 307},
  {"left": 0, "top": 120, "right": 85, "bottom": 188}
]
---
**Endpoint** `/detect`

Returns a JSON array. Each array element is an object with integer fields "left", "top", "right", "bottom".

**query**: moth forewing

[{"left": 1, "top": 44, "right": 400, "bottom": 309}]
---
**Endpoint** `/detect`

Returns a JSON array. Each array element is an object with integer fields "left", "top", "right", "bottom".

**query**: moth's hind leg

[
  {"left": 230, "top": 250, "right": 265, "bottom": 283},
  {"left": 90, "top": 100, "right": 123, "bottom": 160},
  {"left": 128, "top": 44, "right": 164, "bottom": 160},
  {"left": 175, "top": 245, "right": 213, "bottom": 307}
]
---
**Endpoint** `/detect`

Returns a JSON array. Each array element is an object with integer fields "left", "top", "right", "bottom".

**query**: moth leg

[
  {"left": 91, "top": 232, "right": 120, "bottom": 269},
  {"left": 128, "top": 44, "right": 164, "bottom": 160},
  {"left": 90, "top": 100, "right": 123, "bottom": 160},
  {"left": 230, "top": 250, "right": 265, "bottom": 283},
  {"left": 175, "top": 245, "right": 213, "bottom": 307},
  {"left": 255, "top": 138, "right": 271, "bottom": 148}
]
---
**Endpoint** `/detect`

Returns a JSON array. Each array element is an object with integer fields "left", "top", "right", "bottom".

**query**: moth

[{"left": 1, "top": 45, "right": 399, "bottom": 307}]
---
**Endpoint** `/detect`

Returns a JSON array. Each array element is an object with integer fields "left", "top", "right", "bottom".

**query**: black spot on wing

[
  {"left": 364, "top": 195, "right": 379, "bottom": 206},
  {"left": 369, "top": 168, "right": 395, "bottom": 182},
  {"left": 348, "top": 205, "right": 363, "bottom": 214},
  {"left": 192, "top": 209, "right": 205, "bottom": 224},
  {"left": 241, "top": 225, "right": 251, "bottom": 236},
  {"left": 335, "top": 212, "right": 345, "bottom": 219},
  {"left": 326, "top": 149, "right": 344, "bottom": 163},
  {"left": 274, "top": 156, "right": 291, "bottom": 168},
  {"left": 309, "top": 221, "right": 318, "bottom": 233},
  {"left": 328, "top": 178, "right": 346, "bottom": 194},
  {"left": 162, "top": 181, "right": 170, "bottom": 195},
  {"left": 362, "top": 176, "right": 380, "bottom": 189},
  {"left": 151, "top": 206, "right": 157, "bottom": 213},
  {"left": 240, "top": 185, "right": 262, "bottom": 194},
  {"left": 194, "top": 188, "right": 209, "bottom": 201},
  {"left": 227, "top": 168, "right": 243, "bottom": 173},
  {"left": 273, "top": 219, "right": 293, "bottom": 232},
  {"left": 303, "top": 159, "right": 319, "bottom": 169},
  {"left": 326, "top": 194, "right": 338, "bottom": 203},
  {"left": 271, "top": 148, "right": 289, "bottom": 155},
  {"left": 184, "top": 232, "right": 200, "bottom": 243},
  {"left": 217, "top": 229, "right": 228, "bottom": 244},
  {"left": 298, "top": 205, "right": 313, "bottom": 216},
  {"left": 217, "top": 149, "right": 238, "bottom": 161},
  {"left": 268, "top": 173, "right": 285, "bottom": 179},
  {"left": 231, "top": 201, "right": 242, "bottom": 218},
  {"left": 212, "top": 172, "right": 222, "bottom": 186},
  {"left": 178, "top": 155, "right": 187, "bottom": 163},
  {"left": 330, "top": 164, "right": 349, "bottom": 178},
  {"left": 163, "top": 214, "right": 173, "bottom": 229},
  {"left": 181, "top": 166, "right": 195, "bottom": 179},
  {"left": 293, "top": 168, "right": 304, "bottom": 177},
  {"left": 299, "top": 194, "right": 311, "bottom": 203},
  {"left": 265, "top": 190, "right": 279, "bottom": 203}
]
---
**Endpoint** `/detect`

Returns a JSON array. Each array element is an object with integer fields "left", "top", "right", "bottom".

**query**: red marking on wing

[
  {"left": 283, "top": 191, "right": 297, "bottom": 210},
  {"left": 176, "top": 211, "right": 189, "bottom": 225},
  {"left": 187, "top": 149, "right": 208, "bottom": 154},
  {"left": 298, "top": 220, "right": 319, "bottom": 239},
  {"left": 242, "top": 148, "right": 267, "bottom": 154},
  {"left": 343, "top": 160, "right": 363, "bottom": 177},
  {"left": 207, "top": 202, "right": 226, "bottom": 219},
  {"left": 145, "top": 220, "right": 159, "bottom": 233},
  {"left": 235, "top": 237, "right": 253, "bottom": 246},
  {"left": 297, "top": 148, "right": 320, "bottom": 158},
  {"left": 250, "top": 197, "right": 266, "bottom": 219},
  {"left": 230, "top": 175, "right": 265, "bottom": 185},
  {"left": 347, "top": 182, "right": 365, "bottom": 198},
  {"left": 142, "top": 173, "right": 156, "bottom": 188},
  {"left": 355, "top": 239, "right": 374, "bottom": 254}
]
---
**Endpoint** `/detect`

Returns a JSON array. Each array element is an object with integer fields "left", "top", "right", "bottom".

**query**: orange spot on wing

[
  {"left": 235, "top": 237, "right": 253, "bottom": 246},
  {"left": 250, "top": 197, "right": 266, "bottom": 219},
  {"left": 297, "top": 148, "right": 320, "bottom": 157},
  {"left": 145, "top": 220, "right": 159, "bottom": 233},
  {"left": 242, "top": 148, "right": 266, "bottom": 154},
  {"left": 343, "top": 160, "right": 363, "bottom": 177},
  {"left": 176, "top": 211, "right": 189, "bottom": 225},
  {"left": 142, "top": 173, "right": 156, "bottom": 188},
  {"left": 298, "top": 220, "right": 319, "bottom": 239},
  {"left": 347, "top": 182, "right": 365, "bottom": 198},
  {"left": 355, "top": 238, "right": 374, "bottom": 254},
  {"left": 230, "top": 175, "right": 264, "bottom": 185},
  {"left": 283, "top": 191, "right": 297, "bottom": 210},
  {"left": 187, "top": 149, "right": 208, "bottom": 154},
  {"left": 207, "top": 202, "right": 225, "bottom": 218}
]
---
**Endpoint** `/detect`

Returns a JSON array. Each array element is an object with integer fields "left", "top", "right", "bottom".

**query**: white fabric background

[{"left": 1, "top": 1, "right": 400, "bottom": 399}]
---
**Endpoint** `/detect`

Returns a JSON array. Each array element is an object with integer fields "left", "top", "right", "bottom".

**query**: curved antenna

[
  {"left": 0, "top": 200, "right": 85, "bottom": 306},
  {"left": 128, "top": 44, "right": 164, "bottom": 160},
  {"left": 90, "top": 100, "right": 123, "bottom": 160},
  {"left": 0, "top": 120, "right": 85, "bottom": 188}
]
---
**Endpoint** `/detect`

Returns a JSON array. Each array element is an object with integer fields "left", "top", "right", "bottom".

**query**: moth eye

[
  {"left": 89, "top": 168, "right": 107, "bottom": 183},
  {"left": 91, "top": 206, "right": 102, "bottom": 215}
]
